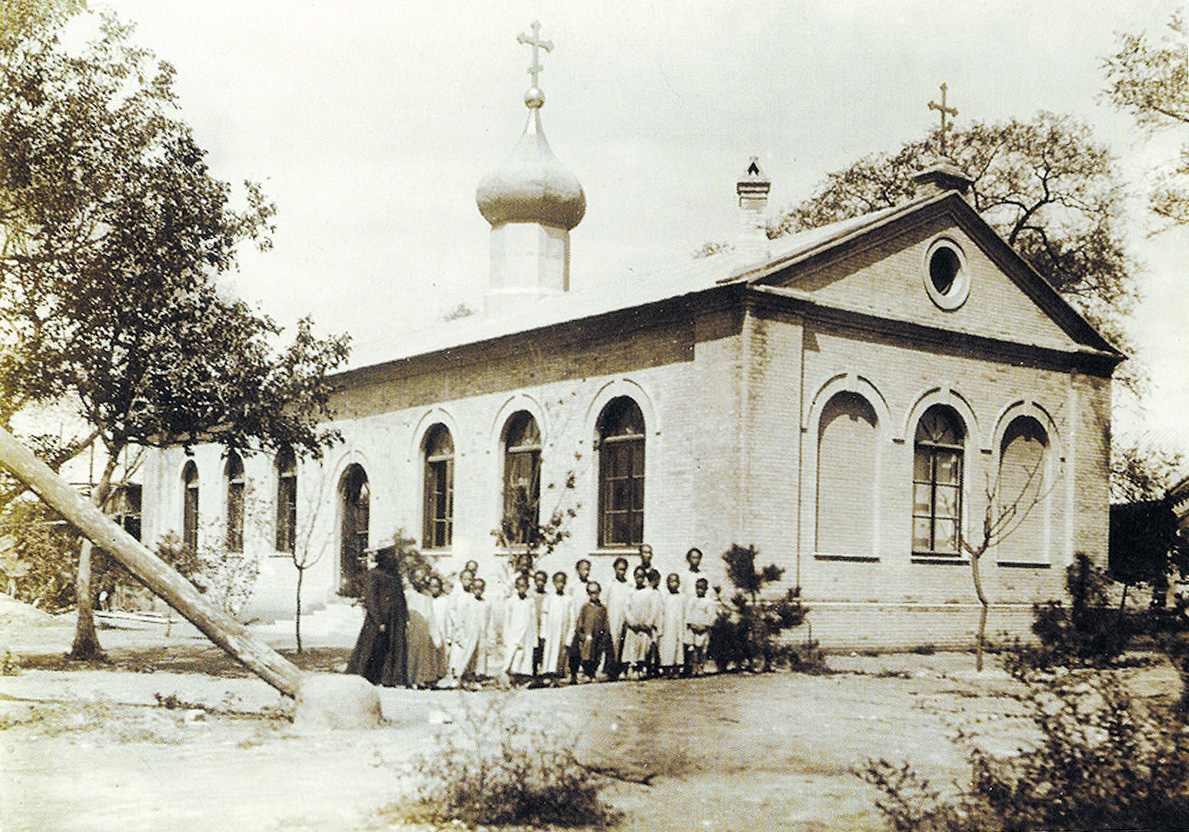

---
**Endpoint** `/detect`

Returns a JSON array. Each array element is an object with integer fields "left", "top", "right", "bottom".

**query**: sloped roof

[{"left": 342, "top": 191, "right": 1120, "bottom": 374}]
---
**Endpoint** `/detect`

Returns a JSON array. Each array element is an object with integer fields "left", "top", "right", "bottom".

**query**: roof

[{"left": 341, "top": 190, "right": 1121, "bottom": 375}]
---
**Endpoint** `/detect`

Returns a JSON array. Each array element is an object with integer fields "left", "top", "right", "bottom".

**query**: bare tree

[
  {"left": 288, "top": 468, "right": 334, "bottom": 654},
  {"left": 962, "top": 457, "right": 1054, "bottom": 671}
]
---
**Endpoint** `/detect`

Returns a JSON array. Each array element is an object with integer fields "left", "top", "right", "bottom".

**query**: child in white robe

[
  {"left": 645, "top": 569, "right": 665, "bottom": 677},
  {"left": 602, "top": 557, "right": 632, "bottom": 679},
  {"left": 621, "top": 567, "right": 653, "bottom": 677},
  {"left": 450, "top": 577, "right": 488, "bottom": 684},
  {"left": 502, "top": 574, "right": 538, "bottom": 681},
  {"left": 541, "top": 572, "right": 577, "bottom": 683},
  {"left": 658, "top": 573, "right": 687, "bottom": 676},
  {"left": 428, "top": 575, "right": 449, "bottom": 683}
]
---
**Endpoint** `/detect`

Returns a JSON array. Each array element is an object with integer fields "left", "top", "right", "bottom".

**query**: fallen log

[{"left": 0, "top": 426, "right": 304, "bottom": 698}]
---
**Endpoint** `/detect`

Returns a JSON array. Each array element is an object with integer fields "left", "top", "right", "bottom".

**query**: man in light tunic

[
  {"left": 681, "top": 548, "right": 706, "bottom": 597},
  {"left": 541, "top": 571, "right": 577, "bottom": 682}
]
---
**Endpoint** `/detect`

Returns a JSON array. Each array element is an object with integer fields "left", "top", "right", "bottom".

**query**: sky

[{"left": 98, "top": 0, "right": 1188, "bottom": 461}]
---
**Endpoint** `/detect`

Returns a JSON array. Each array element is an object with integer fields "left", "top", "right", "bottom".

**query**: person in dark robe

[{"left": 346, "top": 546, "right": 408, "bottom": 687}]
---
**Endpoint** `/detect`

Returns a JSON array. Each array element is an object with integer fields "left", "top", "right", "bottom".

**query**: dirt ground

[{"left": 1, "top": 598, "right": 1181, "bottom": 832}]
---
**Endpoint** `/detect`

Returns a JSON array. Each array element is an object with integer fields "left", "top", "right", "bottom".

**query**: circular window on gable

[{"left": 923, "top": 238, "right": 970, "bottom": 310}]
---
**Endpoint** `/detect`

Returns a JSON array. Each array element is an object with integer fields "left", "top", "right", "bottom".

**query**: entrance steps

[{"left": 249, "top": 599, "right": 363, "bottom": 650}]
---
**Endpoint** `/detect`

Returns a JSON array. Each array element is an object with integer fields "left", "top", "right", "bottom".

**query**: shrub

[
  {"left": 712, "top": 544, "right": 812, "bottom": 672},
  {"left": 406, "top": 693, "right": 617, "bottom": 828},
  {"left": 859, "top": 669, "right": 1189, "bottom": 831},
  {"left": 1006, "top": 553, "right": 1132, "bottom": 674}
]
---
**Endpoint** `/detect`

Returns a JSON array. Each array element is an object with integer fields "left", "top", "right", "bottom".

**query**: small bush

[
  {"left": 406, "top": 693, "right": 617, "bottom": 828},
  {"left": 1006, "top": 554, "right": 1133, "bottom": 674},
  {"left": 859, "top": 669, "right": 1189, "bottom": 831},
  {"left": 713, "top": 544, "right": 811, "bottom": 672}
]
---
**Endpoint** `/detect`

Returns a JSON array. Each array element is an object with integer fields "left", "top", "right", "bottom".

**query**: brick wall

[{"left": 137, "top": 213, "right": 1114, "bottom": 646}]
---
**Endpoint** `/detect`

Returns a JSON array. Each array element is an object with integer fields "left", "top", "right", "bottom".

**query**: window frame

[
  {"left": 225, "top": 451, "right": 245, "bottom": 553},
  {"left": 275, "top": 446, "right": 297, "bottom": 554},
  {"left": 597, "top": 397, "right": 646, "bottom": 549},
  {"left": 423, "top": 424, "right": 455, "bottom": 550},
  {"left": 502, "top": 411, "right": 542, "bottom": 546},
  {"left": 912, "top": 405, "right": 965, "bottom": 556}
]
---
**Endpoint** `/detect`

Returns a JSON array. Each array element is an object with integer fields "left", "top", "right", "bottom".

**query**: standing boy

[
  {"left": 502, "top": 574, "right": 538, "bottom": 682},
  {"left": 602, "top": 557, "right": 632, "bottom": 679},
  {"left": 541, "top": 572, "right": 577, "bottom": 684},
  {"left": 685, "top": 577, "right": 716, "bottom": 675},
  {"left": 572, "top": 581, "right": 611, "bottom": 681},
  {"left": 658, "top": 573, "right": 687, "bottom": 677}
]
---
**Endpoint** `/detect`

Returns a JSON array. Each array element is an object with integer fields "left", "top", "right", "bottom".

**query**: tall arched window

[
  {"left": 502, "top": 411, "right": 541, "bottom": 545},
  {"left": 275, "top": 445, "right": 297, "bottom": 553},
  {"left": 423, "top": 425, "right": 454, "bottom": 549},
  {"left": 597, "top": 397, "right": 645, "bottom": 548},
  {"left": 913, "top": 405, "right": 965, "bottom": 555},
  {"left": 996, "top": 416, "right": 1049, "bottom": 563},
  {"left": 340, "top": 464, "right": 369, "bottom": 596},
  {"left": 816, "top": 392, "right": 878, "bottom": 556},
  {"left": 182, "top": 461, "right": 199, "bottom": 552},
  {"left": 225, "top": 451, "right": 245, "bottom": 553}
]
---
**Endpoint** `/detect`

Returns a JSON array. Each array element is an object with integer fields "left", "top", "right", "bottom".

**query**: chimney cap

[{"left": 737, "top": 156, "right": 770, "bottom": 192}]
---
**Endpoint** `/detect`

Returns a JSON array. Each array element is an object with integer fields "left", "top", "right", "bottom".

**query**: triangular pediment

[{"left": 750, "top": 195, "right": 1119, "bottom": 358}]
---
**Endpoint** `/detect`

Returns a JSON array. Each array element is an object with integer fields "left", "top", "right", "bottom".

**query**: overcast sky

[{"left": 99, "top": 0, "right": 1187, "bottom": 458}]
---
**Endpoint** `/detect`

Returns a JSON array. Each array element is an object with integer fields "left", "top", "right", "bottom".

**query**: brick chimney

[{"left": 736, "top": 156, "right": 771, "bottom": 261}]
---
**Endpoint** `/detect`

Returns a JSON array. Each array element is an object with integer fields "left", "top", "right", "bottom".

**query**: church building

[{"left": 139, "top": 26, "right": 1121, "bottom": 649}]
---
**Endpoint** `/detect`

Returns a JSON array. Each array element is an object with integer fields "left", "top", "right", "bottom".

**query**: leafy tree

[
  {"left": 769, "top": 113, "right": 1136, "bottom": 382},
  {"left": 0, "top": 8, "right": 349, "bottom": 658},
  {"left": 1103, "top": 11, "right": 1189, "bottom": 232}
]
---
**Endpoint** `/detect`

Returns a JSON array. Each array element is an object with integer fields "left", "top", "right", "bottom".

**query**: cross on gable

[
  {"left": 518, "top": 20, "right": 553, "bottom": 89},
  {"left": 928, "top": 83, "right": 959, "bottom": 157}
]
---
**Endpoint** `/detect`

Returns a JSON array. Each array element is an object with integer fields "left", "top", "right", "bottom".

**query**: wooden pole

[{"left": 0, "top": 426, "right": 304, "bottom": 697}]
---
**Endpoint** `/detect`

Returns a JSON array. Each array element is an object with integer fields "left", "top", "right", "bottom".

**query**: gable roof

[{"left": 341, "top": 190, "right": 1122, "bottom": 374}]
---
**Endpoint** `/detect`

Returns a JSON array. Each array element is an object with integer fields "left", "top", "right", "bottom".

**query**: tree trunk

[
  {"left": 69, "top": 539, "right": 102, "bottom": 659},
  {"left": 295, "top": 565, "right": 304, "bottom": 654},
  {"left": 69, "top": 447, "right": 121, "bottom": 660},
  {"left": 970, "top": 549, "right": 990, "bottom": 673},
  {"left": 0, "top": 426, "right": 304, "bottom": 697}
]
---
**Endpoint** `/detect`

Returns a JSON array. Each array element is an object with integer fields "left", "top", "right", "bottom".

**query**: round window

[{"left": 923, "top": 238, "right": 970, "bottom": 310}]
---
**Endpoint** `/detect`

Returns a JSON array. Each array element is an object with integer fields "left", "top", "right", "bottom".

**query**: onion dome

[{"left": 476, "top": 75, "right": 585, "bottom": 230}]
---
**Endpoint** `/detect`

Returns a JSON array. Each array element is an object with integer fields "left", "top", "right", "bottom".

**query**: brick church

[{"left": 139, "top": 31, "right": 1120, "bottom": 649}]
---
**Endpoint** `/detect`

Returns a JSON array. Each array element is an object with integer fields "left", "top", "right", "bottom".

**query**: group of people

[{"left": 347, "top": 544, "right": 722, "bottom": 689}]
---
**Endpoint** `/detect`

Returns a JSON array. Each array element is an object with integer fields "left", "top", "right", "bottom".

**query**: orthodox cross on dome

[
  {"left": 928, "top": 83, "right": 959, "bottom": 157},
  {"left": 518, "top": 20, "right": 553, "bottom": 90}
]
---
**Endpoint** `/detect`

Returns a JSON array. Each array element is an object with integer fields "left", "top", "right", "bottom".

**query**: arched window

[
  {"left": 502, "top": 411, "right": 541, "bottom": 545},
  {"left": 275, "top": 445, "right": 297, "bottom": 554},
  {"left": 423, "top": 425, "right": 454, "bottom": 549},
  {"left": 913, "top": 405, "right": 965, "bottom": 555},
  {"left": 340, "top": 464, "right": 369, "bottom": 596},
  {"left": 996, "top": 417, "right": 1049, "bottom": 563},
  {"left": 182, "top": 461, "right": 199, "bottom": 552},
  {"left": 225, "top": 451, "right": 245, "bottom": 553},
  {"left": 597, "top": 397, "right": 645, "bottom": 548},
  {"left": 816, "top": 392, "right": 878, "bottom": 556}
]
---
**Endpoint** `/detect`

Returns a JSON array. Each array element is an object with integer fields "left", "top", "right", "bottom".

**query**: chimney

[
  {"left": 736, "top": 156, "right": 771, "bottom": 261},
  {"left": 911, "top": 160, "right": 972, "bottom": 199}
]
